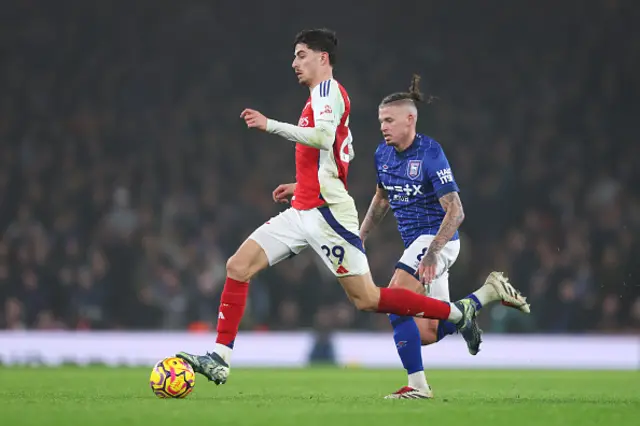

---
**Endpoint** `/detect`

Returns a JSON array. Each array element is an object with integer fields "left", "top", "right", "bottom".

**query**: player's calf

[
  {"left": 340, "top": 273, "right": 465, "bottom": 326},
  {"left": 416, "top": 318, "right": 438, "bottom": 345},
  {"left": 387, "top": 270, "right": 449, "bottom": 346},
  {"left": 340, "top": 273, "right": 381, "bottom": 311},
  {"left": 214, "top": 238, "right": 271, "bottom": 365}
]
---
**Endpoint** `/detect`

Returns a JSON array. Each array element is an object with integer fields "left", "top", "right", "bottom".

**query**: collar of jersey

[{"left": 397, "top": 134, "right": 421, "bottom": 156}]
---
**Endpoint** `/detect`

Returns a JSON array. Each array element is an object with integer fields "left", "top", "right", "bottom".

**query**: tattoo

[
  {"left": 426, "top": 192, "right": 465, "bottom": 255},
  {"left": 360, "top": 188, "right": 390, "bottom": 239}
]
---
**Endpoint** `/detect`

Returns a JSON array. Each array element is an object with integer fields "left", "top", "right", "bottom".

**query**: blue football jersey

[{"left": 375, "top": 133, "right": 460, "bottom": 247}]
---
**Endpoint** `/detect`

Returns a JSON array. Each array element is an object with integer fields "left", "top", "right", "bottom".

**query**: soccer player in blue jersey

[{"left": 358, "top": 75, "right": 530, "bottom": 399}]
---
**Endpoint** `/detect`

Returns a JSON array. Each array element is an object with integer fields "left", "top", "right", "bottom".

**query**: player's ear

[{"left": 320, "top": 52, "right": 329, "bottom": 65}]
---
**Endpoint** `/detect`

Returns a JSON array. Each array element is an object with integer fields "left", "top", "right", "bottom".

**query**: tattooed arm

[
  {"left": 419, "top": 191, "right": 465, "bottom": 284},
  {"left": 428, "top": 191, "right": 465, "bottom": 254},
  {"left": 359, "top": 185, "right": 390, "bottom": 244}
]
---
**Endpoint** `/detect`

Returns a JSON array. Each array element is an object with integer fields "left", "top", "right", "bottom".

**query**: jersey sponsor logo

[
  {"left": 407, "top": 160, "right": 422, "bottom": 180},
  {"left": 436, "top": 168, "right": 453, "bottom": 184},
  {"left": 382, "top": 183, "right": 424, "bottom": 197}
]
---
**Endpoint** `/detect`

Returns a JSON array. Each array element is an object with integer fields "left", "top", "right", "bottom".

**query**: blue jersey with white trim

[{"left": 375, "top": 133, "right": 460, "bottom": 248}]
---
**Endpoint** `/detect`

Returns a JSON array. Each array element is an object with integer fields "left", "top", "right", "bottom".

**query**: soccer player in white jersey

[
  {"left": 177, "top": 29, "right": 500, "bottom": 386},
  {"left": 359, "top": 75, "right": 530, "bottom": 399}
]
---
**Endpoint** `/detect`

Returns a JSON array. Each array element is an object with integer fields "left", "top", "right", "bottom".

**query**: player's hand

[
  {"left": 418, "top": 250, "right": 438, "bottom": 285},
  {"left": 240, "top": 108, "right": 268, "bottom": 131},
  {"left": 272, "top": 183, "right": 296, "bottom": 204},
  {"left": 359, "top": 234, "right": 366, "bottom": 250}
]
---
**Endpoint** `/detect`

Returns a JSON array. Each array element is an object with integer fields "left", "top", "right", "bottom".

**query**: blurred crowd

[{"left": 1, "top": 0, "right": 638, "bottom": 333}]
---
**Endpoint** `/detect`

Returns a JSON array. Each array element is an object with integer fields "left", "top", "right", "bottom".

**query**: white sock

[
  {"left": 214, "top": 343, "right": 233, "bottom": 365},
  {"left": 447, "top": 303, "right": 462, "bottom": 323},
  {"left": 408, "top": 371, "right": 429, "bottom": 391},
  {"left": 472, "top": 284, "right": 497, "bottom": 307}
]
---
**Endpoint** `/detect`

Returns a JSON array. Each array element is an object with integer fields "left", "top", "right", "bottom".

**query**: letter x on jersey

[{"left": 384, "top": 183, "right": 424, "bottom": 196}]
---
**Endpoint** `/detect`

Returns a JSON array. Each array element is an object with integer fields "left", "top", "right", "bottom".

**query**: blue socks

[
  {"left": 389, "top": 314, "right": 423, "bottom": 374},
  {"left": 436, "top": 320, "right": 457, "bottom": 341},
  {"left": 467, "top": 293, "right": 483, "bottom": 310},
  {"left": 390, "top": 294, "right": 484, "bottom": 375}
]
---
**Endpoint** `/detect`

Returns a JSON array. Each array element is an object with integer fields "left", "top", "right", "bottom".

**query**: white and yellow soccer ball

[{"left": 150, "top": 357, "right": 196, "bottom": 399}]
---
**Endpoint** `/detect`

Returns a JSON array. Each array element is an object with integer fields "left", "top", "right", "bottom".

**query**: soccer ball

[{"left": 149, "top": 357, "right": 196, "bottom": 398}]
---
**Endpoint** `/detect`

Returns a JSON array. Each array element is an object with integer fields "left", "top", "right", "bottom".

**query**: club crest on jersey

[{"left": 407, "top": 160, "right": 422, "bottom": 180}]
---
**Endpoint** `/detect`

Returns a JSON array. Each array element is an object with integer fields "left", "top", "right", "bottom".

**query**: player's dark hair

[
  {"left": 380, "top": 74, "right": 437, "bottom": 107},
  {"left": 293, "top": 28, "right": 338, "bottom": 66}
]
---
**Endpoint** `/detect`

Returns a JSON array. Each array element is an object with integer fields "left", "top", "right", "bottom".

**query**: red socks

[
  {"left": 215, "top": 277, "right": 249, "bottom": 348},
  {"left": 377, "top": 287, "right": 451, "bottom": 320},
  {"left": 215, "top": 280, "right": 451, "bottom": 348}
]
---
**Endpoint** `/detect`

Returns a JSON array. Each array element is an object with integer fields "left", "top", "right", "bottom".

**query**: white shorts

[
  {"left": 396, "top": 234, "right": 461, "bottom": 301},
  {"left": 249, "top": 203, "right": 370, "bottom": 277}
]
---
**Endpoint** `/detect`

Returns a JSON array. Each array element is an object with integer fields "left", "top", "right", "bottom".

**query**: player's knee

[
  {"left": 226, "top": 254, "right": 252, "bottom": 282},
  {"left": 388, "top": 279, "right": 411, "bottom": 291},
  {"left": 387, "top": 280, "right": 400, "bottom": 289},
  {"left": 388, "top": 277, "right": 424, "bottom": 295}
]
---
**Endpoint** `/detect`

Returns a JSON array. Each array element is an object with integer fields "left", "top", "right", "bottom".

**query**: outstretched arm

[
  {"left": 266, "top": 119, "right": 336, "bottom": 150},
  {"left": 240, "top": 108, "right": 336, "bottom": 150},
  {"left": 241, "top": 80, "right": 343, "bottom": 151}
]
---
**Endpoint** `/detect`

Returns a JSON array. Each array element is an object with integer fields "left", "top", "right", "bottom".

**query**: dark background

[{"left": 1, "top": 0, "right": 637, "bottom": 334}]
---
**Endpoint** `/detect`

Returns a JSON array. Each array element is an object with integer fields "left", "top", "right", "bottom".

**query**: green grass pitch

[{"left": 1, "top": 367, "right": 638, "bottom": 426}]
